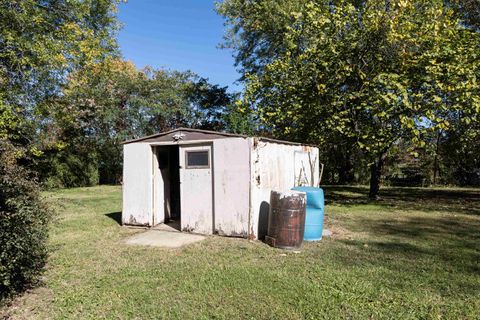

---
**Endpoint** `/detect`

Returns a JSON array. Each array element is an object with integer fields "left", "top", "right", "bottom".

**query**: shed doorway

[
  {"left": 154, "top": 145, "right": 181, "bottom": 230},
  {"left": 153, "top": 143, "right": 214, "bottom": 234}
]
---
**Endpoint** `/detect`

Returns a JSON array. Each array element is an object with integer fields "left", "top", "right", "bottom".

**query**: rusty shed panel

[
  {"left": 212, "top": 138, "right": 251, "bottom": 237},
  {"left": 249, "top": 139, "right": 320, "bottom": 240}
]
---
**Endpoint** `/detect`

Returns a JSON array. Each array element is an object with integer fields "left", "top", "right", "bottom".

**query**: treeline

[{"left": 35, "top": 59, "right": 249, "bottom": 188}]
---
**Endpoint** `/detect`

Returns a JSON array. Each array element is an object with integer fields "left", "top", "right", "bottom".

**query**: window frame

[{"left": 185, "top": 150, "right": 210, "bottom": 169}]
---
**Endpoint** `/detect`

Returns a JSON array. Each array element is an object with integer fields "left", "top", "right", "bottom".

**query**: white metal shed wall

[
  {"left": 122, "top": 143, "right": 153, "bottom": 226},
  {"left": 212, "top": 138, "right": 251, "bottom": 237}
]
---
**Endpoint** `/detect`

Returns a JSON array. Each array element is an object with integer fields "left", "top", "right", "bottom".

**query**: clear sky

[{"left": 117, "top": 1, "right": 241, "bottom": 92}]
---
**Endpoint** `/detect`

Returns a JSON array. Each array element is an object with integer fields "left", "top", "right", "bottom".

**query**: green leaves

[
  {"left": 218, "top": 0, "right": 480, "bottom": 192},
  {"left": 219, "top": 0, "right": 479, "bottom": 150},
  {"left": 0, "top": 139, "right": 52, "bottom": 300}
]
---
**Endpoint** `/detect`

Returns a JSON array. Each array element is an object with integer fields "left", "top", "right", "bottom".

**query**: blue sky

[{"left": 117, "top": 1, "right": 241, "bottom": 92}]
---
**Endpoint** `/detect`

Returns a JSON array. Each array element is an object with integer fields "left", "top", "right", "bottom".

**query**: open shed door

[{"left": 179, "top": 144, "right": 213, "bottom": 234}]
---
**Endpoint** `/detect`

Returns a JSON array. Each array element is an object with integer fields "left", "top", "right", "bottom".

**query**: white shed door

[{"left": 179, "top": 144, "right": 213, "bottom": 234}]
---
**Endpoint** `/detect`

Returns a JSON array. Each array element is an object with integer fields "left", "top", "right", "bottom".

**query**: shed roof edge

[{"left": 122, "top": 127, "right": 316, "bottom": 147}]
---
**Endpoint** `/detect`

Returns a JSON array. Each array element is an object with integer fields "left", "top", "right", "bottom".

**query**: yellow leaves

[
  {"left": 291, "top": 11, "right": 302, "bottom": 20},
  {"left": 61, "top": 22, "right": 83, "bottom": 39},
  {"left": 30, "top": 146, "right": 43, "bottom": 157},
  {"left": 234, "top": 100, "right": 246, "bottom": 114},
  {"left": 398, "top": 0, "right": 409, "bottom": 8},
  {"left": 54, "top": 53, "right": 67, "bottom": 66},
  {"left": 387, "top": 0, "right": 413, "bottom": 14},
  {"left": 224, "top": 0, "right": 479, "bottom": 160},
  {"left": 54, "top": 141, "right": 67, "bottom": 151},
  {"left": 377, "top": 111, "right": 387, "bottom": 118},
  {"left": 358, "top": 69, "right": 367, "bottom": 80},
  {"left": 316, "top": 83, "right": 326, "bottom": 92}
]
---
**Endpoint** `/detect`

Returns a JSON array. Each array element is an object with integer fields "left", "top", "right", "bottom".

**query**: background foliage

[
  {"left": 217, "top": 0, "right": 480, "bottom": 197},
  {"left": 0, "top": 140, "right": 51, "bottom": 300}
]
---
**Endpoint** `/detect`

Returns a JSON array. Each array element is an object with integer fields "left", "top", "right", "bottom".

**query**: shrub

[
  {"left": 0, "top": 140, "right": 52, "bottom": 301},
  {"left": 40, "top": 150, "right": 99, "bottom": 189}
]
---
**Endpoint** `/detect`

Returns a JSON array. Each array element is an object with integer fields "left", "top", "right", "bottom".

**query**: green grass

[{"left": 2, "top": 185, "right": 480, "bottom": 319}]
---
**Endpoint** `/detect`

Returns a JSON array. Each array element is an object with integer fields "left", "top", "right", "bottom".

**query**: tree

[
  {"left": 183, "top": 77, "right": 254, "bottom": 134},
  {"left": 218, "top": 0, "right": 480, "bottom": 198},
  {"left": 0, "top": 0, "right": 121, "bottom": 298},
  {"left": 0, "top": 0, "right": 120, "bottom": 141},
  {"left": 185, "top": 78, "right": 234, "bottom": 130},
  {"left": 440, "top": 112, "right": 480, "bottom": 186},
  {"left": 39, "top": 58, "right": 188, "bottom": 185},
  {"left": 39, "top": 58, "right": 241, "bottom": 186}
]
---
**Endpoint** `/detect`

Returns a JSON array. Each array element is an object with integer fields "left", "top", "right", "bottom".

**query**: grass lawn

[{"left": 2, "top": 185, "right": 480, "bottom": 319}]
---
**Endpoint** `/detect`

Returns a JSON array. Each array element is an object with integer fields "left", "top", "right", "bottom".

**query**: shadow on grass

[
  {"left": 323, "top": 186, "right": 480, "bottom": 289},
  {"left": 105, "top": 211, "right": 122, "bottom": 225},
  {"left": 336, "top": 214, "right": 480, "bottom": 283},
  {"left": 323, "top": 185, "right": 480, "bottom": 215}
]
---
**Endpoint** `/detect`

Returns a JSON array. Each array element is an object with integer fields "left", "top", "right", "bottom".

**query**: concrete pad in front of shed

[{"left": 125, "top": 230, "right": 205, "bottom": 248}]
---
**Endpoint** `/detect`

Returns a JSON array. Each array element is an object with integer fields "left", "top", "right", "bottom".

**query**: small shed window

[{"left": 186, "top": 150, "right": 210, "bottom": 169}]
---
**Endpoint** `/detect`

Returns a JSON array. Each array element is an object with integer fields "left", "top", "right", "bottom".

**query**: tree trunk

[
  {"left": 433, "top": 130, "right": 441, "bottom": 185},
  {"left": 369, "top": 155, "right": 384, "bottom": 200},
  {"left": 338, "top": 149, "right": 355, "bottom": 185}
]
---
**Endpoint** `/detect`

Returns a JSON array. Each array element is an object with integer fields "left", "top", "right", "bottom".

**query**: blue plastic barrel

[{"left": 291, "top": 186, "right": 324, "bottom": 241}]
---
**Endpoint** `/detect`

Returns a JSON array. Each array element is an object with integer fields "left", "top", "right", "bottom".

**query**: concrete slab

[
  {"left": 322, "top": 229, "right": 332, "bottom": 237},
  {"left": 125, "top": 229, "right": 205, "bottom": 248}
]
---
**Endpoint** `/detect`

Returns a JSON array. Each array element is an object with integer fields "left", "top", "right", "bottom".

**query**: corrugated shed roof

[{"left": 122, "top": 127, "right": 315, "bottom": 147}]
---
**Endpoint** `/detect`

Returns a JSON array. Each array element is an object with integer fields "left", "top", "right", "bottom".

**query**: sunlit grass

[{"left": 3, "top": 185, "right": 479, "bottom": 319}]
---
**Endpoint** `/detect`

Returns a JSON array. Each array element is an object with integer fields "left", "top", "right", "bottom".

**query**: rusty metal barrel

[{"left": 265, "top": 190, "right": 306, "bottom": 250}]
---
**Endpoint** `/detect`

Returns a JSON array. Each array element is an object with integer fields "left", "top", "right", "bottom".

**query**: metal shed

[{"left": 122, "top": 128, "right": 320, "bottom": 240}]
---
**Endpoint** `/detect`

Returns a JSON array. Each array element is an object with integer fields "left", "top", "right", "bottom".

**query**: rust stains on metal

[
  {"left": 216, "top": 227, "right": 248, "bottom": 238},
  {"left": 253, "top": 137, "right": 259, "bottom": 149},
  {"left": 127, "top": 215, "right": 149, "bottom": 227},
  {"left": 266, "top": 190, "right": 306, "bottom": 250},
  {"left": 129, "top": 215, "right": 138, "bottom": 225},
  {"left": 182, "top": 225, "right": 195, "bottom": 233},
  {"left": 302, "top": 145, "right": 313, "bottom": 152},
  {"left": 248, "top": 222, "right": 256, "bottom": 240}
]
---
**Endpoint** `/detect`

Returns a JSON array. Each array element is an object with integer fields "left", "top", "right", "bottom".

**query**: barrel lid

[
  {"left": 271, "top": 190, "right": 306, "bottom": 198},
  {"left": 292, "top": 186, "right": 323, "bottom": 191}
]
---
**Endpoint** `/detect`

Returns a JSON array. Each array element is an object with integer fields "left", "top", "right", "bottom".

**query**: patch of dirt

[
  {"left": 0, "top": 286, "right": 53, "bottom": 320},
  {"left": 327, "top": 224, "right": 354, "bottom": 239}
]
